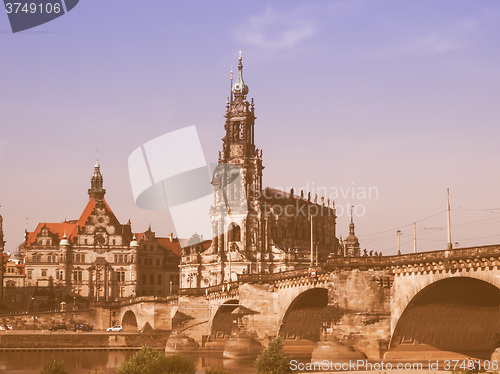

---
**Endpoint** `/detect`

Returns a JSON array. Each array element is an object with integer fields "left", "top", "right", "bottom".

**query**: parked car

[
  {"left": 49, "top": 324, "right": 67, "bottom": 332},
  {"left": 106, "top": 325, "right": 123, "bottom": 332},
  {"left": 72, "top": 323, "right": 93, "bottom": 332},
  {"left": 0, "top": 324, "right": 12, "bottom": 331}
]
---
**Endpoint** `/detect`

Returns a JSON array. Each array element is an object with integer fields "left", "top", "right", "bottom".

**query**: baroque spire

[{"left": 232, "top": 51, "right": 249, "bottom": 97}]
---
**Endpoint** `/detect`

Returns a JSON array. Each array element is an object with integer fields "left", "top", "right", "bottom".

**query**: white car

[{"left": 106, "top": 325, "right": 123, "bottom": 332}]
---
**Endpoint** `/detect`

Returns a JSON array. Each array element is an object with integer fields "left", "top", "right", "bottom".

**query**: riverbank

[{"left": 0, "top": 331, "right": 169, "bottom": 350}]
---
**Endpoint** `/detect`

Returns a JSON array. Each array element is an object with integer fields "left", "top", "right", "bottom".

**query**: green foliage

[
  {"left": 41, "top": 358, "right": 67, "bottom": 374},
  {"left": 255, "top": 336, "right": 292, "bottom": 374},
  {"left": 163, "top": 354, "right": 197, "bottom": 374},
  {"left": 117, "top": 345, "right": 196, "bottom": 374},
  {"left": 205, "top": 368, "right": 233, "bottom": 374}
]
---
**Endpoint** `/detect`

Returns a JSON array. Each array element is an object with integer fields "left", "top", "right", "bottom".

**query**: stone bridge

[
  {"left": 175, "top": 244, "right": 500, "bottom": 360},
  {"left": 95, "top": 296, "right": 177, "bottom": 332},
  {"left": 92, "top": 245, "right": 500, "bottom": 360}
]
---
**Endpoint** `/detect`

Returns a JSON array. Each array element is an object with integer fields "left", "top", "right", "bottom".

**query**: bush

[
  {"left": 117, "top": 345, "right": 196, "bottom": 374},
  {"left": 163, "top": 354, "right": 197, "bottom": 374},
  {"left": 255, "top": 336, "right": 292, "bottom": 374},
  {"left": 205, "top": 368, "right": 232, "bottom": 374},
  {"left": 41, "top": 359, "right": 67, "bottom": 374}
]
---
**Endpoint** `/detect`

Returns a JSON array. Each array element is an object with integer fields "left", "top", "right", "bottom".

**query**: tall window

[
  {"left": 117, "top": 271, "right": 126, "bottom": 283},
  {"left": 27, "top": 270, "right": 32, "bottom": 279},
  {"left": 73, "top": 270, "right": 83, "bottom": 282}
]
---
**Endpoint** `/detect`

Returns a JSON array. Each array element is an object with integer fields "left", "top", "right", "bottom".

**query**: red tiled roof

[
  {"left": 26, "top": 221, "right": 78, "bottom": 247},
  {"left": 26, "top": 198, "right": 121, "bottom": 247},
  {"left": 156, "top": 237, "right": 182, "bottom": 256},
  {"left": 131, "top": 232, "right": 182, "bottom": 256}
]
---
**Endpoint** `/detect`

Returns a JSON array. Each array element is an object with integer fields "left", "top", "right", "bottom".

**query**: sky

[{"left": 1, "top": 0, "right": 500, "bottom": 255}]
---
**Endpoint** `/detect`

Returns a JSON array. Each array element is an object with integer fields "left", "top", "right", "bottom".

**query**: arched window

[{"left": 228, "top": 223, "right": 241, "bottom": 242}]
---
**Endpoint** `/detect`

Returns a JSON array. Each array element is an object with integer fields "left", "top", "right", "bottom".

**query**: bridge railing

[
  {"left": 325, "top": 244, "right": 500, "bottom": 268},
  {"left": 178, "top": 282, "right": 240, "bottom": 296},
  {"left": 238, "top": 268, "right": 312, "bottom": 283}
]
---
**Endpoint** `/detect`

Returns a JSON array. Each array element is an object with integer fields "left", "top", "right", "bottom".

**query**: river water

[{"left": 0, "top": 351, "right": 271, "bottom": 373}]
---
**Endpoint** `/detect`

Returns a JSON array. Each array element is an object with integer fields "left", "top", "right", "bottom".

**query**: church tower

[
  {"left": 88, "top": 160, "right": 106, "bottom": 201},
  {"left": 209, "top": 54, "right": 265, "bottom": 282},
  {"left": 221, "top": 53, "right": 263, "bottom": 202}
]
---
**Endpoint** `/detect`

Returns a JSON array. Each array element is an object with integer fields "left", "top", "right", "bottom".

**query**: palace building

[
  {"left": 22, "top": 162, "right": 180, "bottom": 307},
  {"left": 179, "top": 56, "right": 345, "bottom": 289}
]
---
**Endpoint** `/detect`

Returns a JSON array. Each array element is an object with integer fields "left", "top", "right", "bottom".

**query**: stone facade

[
  {"left": 2, "top": 252, "right": 26, "bottom": 309},
  {"left": 21, "top": 162, "right": 180, "bottom": 308}
]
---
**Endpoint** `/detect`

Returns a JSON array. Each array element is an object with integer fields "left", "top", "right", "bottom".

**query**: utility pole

[
  {"left": 396, "top": 230, "right": 402, "bottom": 255},
  {"left": 447, "top": 187, "right": 452, "bottom": 250},
  {"left": 413, "top": 223, "right": 417, "bottom": 253},
  {"left": 310, "top": 215, "right": 314, "bottom": 267}
]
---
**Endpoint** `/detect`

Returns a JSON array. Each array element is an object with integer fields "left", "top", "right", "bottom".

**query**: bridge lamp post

[{"left": 396, "top": 230, "right": 402, "bottom": 255}]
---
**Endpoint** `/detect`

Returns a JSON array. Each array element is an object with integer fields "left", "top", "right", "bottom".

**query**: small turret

[
  {"left": 129, "top": 235, "right": 139, "bottom": 248},
  {"left": 88, "top": 160, "right": 106, "bottom": 200},
  {"left": 345, "top": 207, "right": 360, "bottom": 256},
  {"left": 59, "top": 231, "right": 70, "bottom": 247}
]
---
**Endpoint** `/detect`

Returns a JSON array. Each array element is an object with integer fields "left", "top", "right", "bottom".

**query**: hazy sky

[{"left": 1, "top": 0, "right": 500, "bottom": 255}]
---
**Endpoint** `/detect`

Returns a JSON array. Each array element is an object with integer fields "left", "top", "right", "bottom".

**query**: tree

[
  {"left": 41, "top": 358, "right": 67, "bottom": 374},
  {"left": 117, "top": 345, "right": 196, "bottom": 374},
  {"left": 255, "top": 336, "right": 292, "bottom": 374}
]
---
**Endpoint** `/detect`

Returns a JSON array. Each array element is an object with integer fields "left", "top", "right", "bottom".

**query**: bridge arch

[
  {"left": 279, "top": 288, "right": 328, "bottom": 342},
  {"left": 390, "top": 276, "right": 500, "bottom": 359},
  {"left": 391, "top": 270, "right": 500, "bottom": 335},
  {"left": 122, "top": 310, "right": 138, "bottom": 331},
  {"left": 210, "top": 299, "right": 239, "bottom": 339}
]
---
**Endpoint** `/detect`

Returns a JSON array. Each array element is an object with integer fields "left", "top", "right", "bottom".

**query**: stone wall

[
  {"left": 172, "top": 296, "right": 210, "bottom": 344},
  {"left": 0, "top": 309, "right": 95, "bottom": 330},
  {"left": 0, "top": 332, "right": 169, "bottom": 349}
]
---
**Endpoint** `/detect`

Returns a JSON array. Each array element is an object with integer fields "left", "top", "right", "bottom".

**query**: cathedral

[
  {"left": 179, "top": 56, "right": 360, "bottom": 289},
  {"left": 21, "top": 162, "right": 180, "bottom": 308}
]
